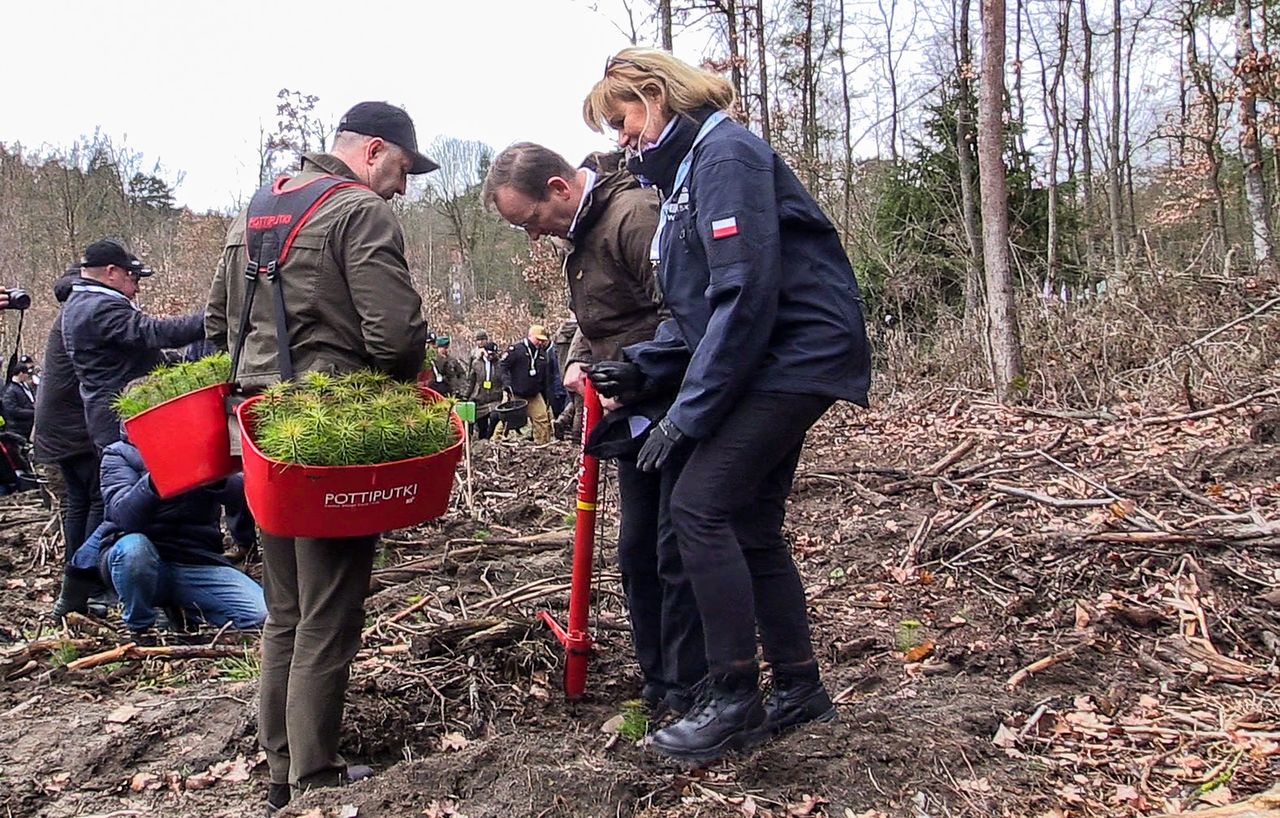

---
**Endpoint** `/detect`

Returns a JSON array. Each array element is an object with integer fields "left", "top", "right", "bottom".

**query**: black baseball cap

[
  {"left": 80, "top": 240, "right": 152, "bottom": 277},
  {"left": 337, "top": 101, "right": 439, "bottom": 174}
]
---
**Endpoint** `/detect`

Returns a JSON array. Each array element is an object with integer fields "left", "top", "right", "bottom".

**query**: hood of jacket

[
  {"left": 570, "top": 152, "right": 643, "bottom": 241},
  {"left": 53, "top": 274, "right": 81, "bottom": 303}
]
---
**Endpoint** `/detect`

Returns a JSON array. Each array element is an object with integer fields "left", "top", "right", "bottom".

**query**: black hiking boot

[
  {"left": 265, "top": 782, "right": 290, "bottom": 816},
  {"left": 649, "top": 666, "right": 767, "bottom": 765},
  {"left": 51, "top": 572, "right": 102, "bottom": 619},
  {"left": 295, "top": 764, "right": 374, "bottom": 793},
  {"left": 764, "top": 667, "right": 837, "bottom": 736}
]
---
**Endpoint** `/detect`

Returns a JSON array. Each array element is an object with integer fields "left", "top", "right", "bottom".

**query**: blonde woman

[{"left": 583, "top": 48, "right": 871, "bottom": 764}]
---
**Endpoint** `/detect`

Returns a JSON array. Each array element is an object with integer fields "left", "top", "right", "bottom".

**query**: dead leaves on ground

[{"left": 124, "top": 750, "right": 262, "bottom": 794}]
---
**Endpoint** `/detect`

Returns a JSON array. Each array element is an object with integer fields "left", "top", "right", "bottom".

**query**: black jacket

[
  {"left": 623, "top": 109, "right": 871, "bottom": 439},
  {"left": 1, "top": 380, "right": 35, "bottom": 440},
  {"left": 33, "top": 276, "right": 93, "bottom": 463},
  {"left": 500, "top": 339, "right": 552, "bottom": 399},
  {"left": 98, "top": 440, "right": 252, "bottom": 568},
  {"left": 61, "top": 280, "right": 204, "bottom": 450}
]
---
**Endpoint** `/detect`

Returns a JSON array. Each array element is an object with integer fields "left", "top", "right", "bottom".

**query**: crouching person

[{"left": 98, "top": 436, "right": 265, "bottom": 638}]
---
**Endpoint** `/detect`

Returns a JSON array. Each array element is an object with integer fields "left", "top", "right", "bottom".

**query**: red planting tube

[{"left": 538, "top": 379, "right": 603, "bottom": 699}]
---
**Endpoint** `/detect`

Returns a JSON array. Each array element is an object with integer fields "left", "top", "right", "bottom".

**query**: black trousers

[
  {"left": 669, "top": 392, "right": 832, "bottom": 673},
  {"left": 58, "top": 453, "right": 104, "bottom": 562},
  {"left": 474, "top": 412, "right": 498, "bottom": 440},
  {"left": 616, "top": 458, "right": 707, "bottom": 697}
]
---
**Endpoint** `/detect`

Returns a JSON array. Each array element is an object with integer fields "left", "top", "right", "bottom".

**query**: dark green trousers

[{"left": 258, "top": 532, "right": 377, "bottom": 785}]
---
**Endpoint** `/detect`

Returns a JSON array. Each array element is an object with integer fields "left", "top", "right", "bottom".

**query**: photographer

[{"left": 62, "top": 240, "right": 204, "bottom": 452}]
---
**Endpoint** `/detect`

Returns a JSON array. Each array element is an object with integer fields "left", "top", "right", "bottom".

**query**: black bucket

[{"left": 495, "top": 399, "right": 529, "bottom": 430}]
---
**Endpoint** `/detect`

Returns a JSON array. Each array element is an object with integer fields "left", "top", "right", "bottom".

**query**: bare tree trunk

[
  {"left": 801, "top": 0, "right": 819, "bottom": 188},
  {"left": 660, "top": 0, "right": 674, "bottom": 49},
  {"left": 1178, "top": 24, "right": 1189, "bottom": 163},
  {"left": 1237, "top": 0, "right": 1278, "bottom": 276},
  {"left": 879, "top": 0, "right": 901, "bottom": 161},
  {"left": 1080, "top": 0, "right": 1096, "bottom": 269},
  {"left": 956, "top": 0, "right": 985, "bottom": 323},
  {"left": 1185, "top": 5, "right": 1228, "bottom": 250},
  {"left": 716, "top": 0, "right": 745, "bottom": 104},
  {"left": 755, "top": 0, "right": 771, "bottom": 144},
  {"left": 979, "top": 0, "right": 1026, "bottom": 399},
  {"left": 1013, "top": 0, "right": 1029, "bottom": 168},
  {"left": 839, "top": 0, "right": 854, "bottom": 235},
  {"left": 1106, "top": 0, "right": 1127, "bottom": 286},
  {"left": 1034, "top": 0, "right": 1071, "bottom": 283}
]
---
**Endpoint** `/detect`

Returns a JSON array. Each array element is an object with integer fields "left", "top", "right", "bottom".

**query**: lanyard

[
  {"left": 525, "top": 340, "right": 539, "bottom": 376},
  {"left": 649, "top": 111, "right": 729, "bottom": 265}
]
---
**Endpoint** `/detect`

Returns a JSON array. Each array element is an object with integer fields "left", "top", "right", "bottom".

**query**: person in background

[
  {"left": 467, "top": 341, "right": 504, "bottom": 439},
  {"left": 470, "top": 329, "right": 490, "bottom": 362},
  {"left": 61, "top": 240, "right": 204, "bottom": 453},
  {"left": 544, "top": 338, "right": 568, "bottom": 418},
  {"left": 18, "top": 354, "right": 40, "bottom": 388},
  {"left": 498, "top": 325, "right": 555, "bottom": 443},
  {"left": 2, "top": 362, "right": 37, "bottom": 441},
  {"left": 426, "top": 335, "right": 468, "bottom": 397},
  {"left": 584, "top": 48, "right": 871, "bottom": 764}
]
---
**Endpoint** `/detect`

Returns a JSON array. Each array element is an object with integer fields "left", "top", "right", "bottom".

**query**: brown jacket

[
  {"left": 467, "top": 355, "right": 504, "bottom": 414},
  {"left": 564, "top": 153, "right": 663, "bottom": 366},
  {"left": 206, "top": 153, "right": 426, "bottom": 387}
]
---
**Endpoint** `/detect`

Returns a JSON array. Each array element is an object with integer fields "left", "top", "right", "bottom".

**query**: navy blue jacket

[
  {"left": 98, "top": 440, "right": 253, "bottom": 568},
  {"left": 60, "top": 281, "right": 204, "bottom": 450},
  {"left": 1, "top": 380, "right": 35, "bottom": 440},
  {"left": 623, "top": 109, "right": 871, "bottom": 439},
  {"left": 501, "top": 339, "right": 554, "bottom": 400}
]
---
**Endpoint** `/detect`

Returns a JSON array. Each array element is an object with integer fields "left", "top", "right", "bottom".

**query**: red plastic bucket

[
  {"left": 123, "top": 382, "right": 237, "bottom": 499},
  {"left": 236, "top": 390, "right": 464, "bottom": 538}
]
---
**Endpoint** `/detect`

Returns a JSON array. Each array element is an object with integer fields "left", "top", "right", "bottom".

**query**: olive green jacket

[{"left": 206, "top": 153, "right": 426, "bottom": 388}]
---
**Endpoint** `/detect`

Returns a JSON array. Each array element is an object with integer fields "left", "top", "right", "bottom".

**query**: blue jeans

[{"left": 107, "top": 533, "right": 267, "bottom": 631}]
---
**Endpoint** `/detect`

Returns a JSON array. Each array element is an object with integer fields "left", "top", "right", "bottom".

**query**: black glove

[
  {"left": 637, "top": 416, "right": 688, "bottom": 472},
  {"left": 586, "top": 361, "right": 645, "bottom": 398}
]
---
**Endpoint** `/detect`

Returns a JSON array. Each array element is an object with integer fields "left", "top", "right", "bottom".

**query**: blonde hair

[{"left": 583, "top": 48, "right": 736, "bottom": 134}]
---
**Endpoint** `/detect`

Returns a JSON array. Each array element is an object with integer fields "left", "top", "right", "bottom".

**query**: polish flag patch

[{"left": 711, "top": 216, "right": 739, "bottom": 239}]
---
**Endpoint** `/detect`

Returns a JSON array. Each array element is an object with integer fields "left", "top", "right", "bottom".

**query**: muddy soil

[{"left": 1, "top": 394, "right": 1278, "bottom": 818}]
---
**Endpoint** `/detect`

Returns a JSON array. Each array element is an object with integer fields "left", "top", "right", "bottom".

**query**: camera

[{"left": 3, "top": 289, "right": 30, "bottom": 310}]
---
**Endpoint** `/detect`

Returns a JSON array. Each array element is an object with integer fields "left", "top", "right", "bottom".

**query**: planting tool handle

[{"left": 563, "top": 382, "right": 603, "bottom": 699}]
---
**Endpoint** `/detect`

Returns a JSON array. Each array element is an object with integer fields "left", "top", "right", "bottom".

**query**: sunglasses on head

[{"left": 603, "top": 55, "right": 644, "bottom": 77}]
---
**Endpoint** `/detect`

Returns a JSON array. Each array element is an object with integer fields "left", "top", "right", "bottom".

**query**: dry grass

[{"left": 875, "top": 274, "right": 1279, "bottom": 411}]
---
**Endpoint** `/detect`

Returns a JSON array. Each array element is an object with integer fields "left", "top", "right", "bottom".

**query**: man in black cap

[
  {"left": 61, "top": 240, "right": 204, "bottom": 453},
  {"left": 206, "top": 100, "right": 432, "bottom": 815}
]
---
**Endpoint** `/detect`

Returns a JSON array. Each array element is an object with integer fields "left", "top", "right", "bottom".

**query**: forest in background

[{"left": 1, "top": 0, "right": 1276, "bottom": 408}]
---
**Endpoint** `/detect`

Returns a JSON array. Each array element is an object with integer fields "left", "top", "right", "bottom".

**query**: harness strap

[{"left": 232, "top": 174, "right": 367, "bottom": 383}]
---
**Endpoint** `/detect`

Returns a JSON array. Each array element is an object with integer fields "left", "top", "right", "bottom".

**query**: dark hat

[
  {"left": 81, "top": 240, "right": 152, "bottom": 277},
  {"left": 337, "top": 101, "right": 439, "bottom": 175},
  {"left": 474, "top": 329, "right": 489, "bottom": 341}
]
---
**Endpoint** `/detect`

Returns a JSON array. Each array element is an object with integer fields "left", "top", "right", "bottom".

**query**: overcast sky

[{"left": 1, "top": 0, "right": 676, "bottom": 213}]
